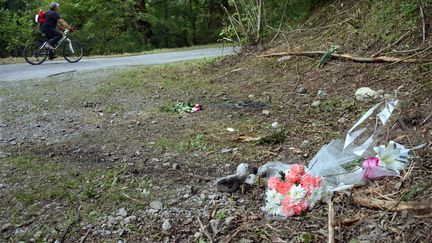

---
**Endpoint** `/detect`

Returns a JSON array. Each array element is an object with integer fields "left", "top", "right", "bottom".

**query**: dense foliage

[{"left": 0, "top": 0, "right": 324, "bottom": 57}]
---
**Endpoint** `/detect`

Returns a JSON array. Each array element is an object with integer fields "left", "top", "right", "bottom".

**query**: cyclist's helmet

[{"left": 49, "top": 2, "right": 60, "bottom": 10}]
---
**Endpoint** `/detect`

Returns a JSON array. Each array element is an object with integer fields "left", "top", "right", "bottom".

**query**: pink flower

[
  {"left": 290, "top": 164, "right": 305, "bottom": 176},
  {"left": 282, "top": 196, "right": 294, "bottom": 217},
  {"left": 286, "top": 172, "right": 300, "bottom": 184},
  {"left": 275, "top": 181, "right": 293, "bottom": 195},
  {"left": 267, "top": 177, "right": 279, "bottom": 190},
  {"left": 300, "top": 173, "right": 321, "bottom": 193},
  {"left": 282, "top": 197, "right": 308, "bottom": 216},
  {"left": 363, "top": 157, "right": 379, "bottom": 180},
  {"left": 292, "top": 200, "right": 308, "bottom": 215}
]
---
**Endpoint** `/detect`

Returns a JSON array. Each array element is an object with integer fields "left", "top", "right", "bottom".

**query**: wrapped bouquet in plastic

[{"left": 261, "top": 99, "right": 422, "bottom": 218}]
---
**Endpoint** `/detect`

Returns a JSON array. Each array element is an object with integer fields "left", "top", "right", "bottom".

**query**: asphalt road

[{"left": 0, "top": 47, "right": 236, "bottom": 81}]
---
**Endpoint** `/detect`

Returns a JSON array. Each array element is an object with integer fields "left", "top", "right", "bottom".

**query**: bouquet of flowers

[{"left": 264, "top": 164, "right": 325, "bottom": 217}]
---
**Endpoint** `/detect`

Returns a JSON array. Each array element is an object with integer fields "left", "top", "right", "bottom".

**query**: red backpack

[{"left": 35, "top": 10, "right": 46, "bottom": 24}]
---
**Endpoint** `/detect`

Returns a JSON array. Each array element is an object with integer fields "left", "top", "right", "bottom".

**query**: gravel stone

[
  {"left": 150, "top": 200, "right": 163, "bottom": 210},
  {"left": 162, "top": 220, "right": 172, "bottom": 231}
]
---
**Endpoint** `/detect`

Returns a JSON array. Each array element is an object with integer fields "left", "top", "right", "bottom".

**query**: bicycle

[{"left": 24, "top": 29, "right": 84, "bottom": 65}]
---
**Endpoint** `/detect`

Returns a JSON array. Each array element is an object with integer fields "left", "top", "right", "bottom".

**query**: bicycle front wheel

[
  {"left": 24, "top": 42, "right": 48, "bottom": 65},
  {"left": 63, "top": 40, "right": 84, "bottom": 63}
]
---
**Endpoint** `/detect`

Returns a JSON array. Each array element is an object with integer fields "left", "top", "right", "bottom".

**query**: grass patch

[
  {"left": 0, "top": 154, "right": 157, "bottom": 230},
  {"left": 361, "top": 0, "right": 419, "bottom": 46}
]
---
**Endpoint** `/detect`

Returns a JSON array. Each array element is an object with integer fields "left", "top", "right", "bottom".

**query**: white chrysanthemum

[
  {"left": 265, "top": 189, "right": 283, "bottom": 204},
  {"left": 264, "top": 189, "right": 283, "bottom": 215},
  {"left": 374, "top": 142, "right": 406, "bottom": 172},
  {"left": 289, "top": 185, "right": 306, "bottom": 203},
  {"left": 264, "top": 203, "right": 283, "bottom": 216}
]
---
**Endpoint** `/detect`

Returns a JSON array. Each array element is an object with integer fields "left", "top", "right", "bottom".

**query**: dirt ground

[{"left": 1, "top": 1, "right": 432, "bottom": 242}]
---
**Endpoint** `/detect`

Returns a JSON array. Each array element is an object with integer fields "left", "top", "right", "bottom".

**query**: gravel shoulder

[{"left": 1, "top": 53, "right": 431, "bottom": 242}]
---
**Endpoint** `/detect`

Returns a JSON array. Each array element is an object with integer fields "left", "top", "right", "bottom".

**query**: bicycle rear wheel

[
  {"left": 24, "top": 42, "right": 48, "bottom": 65},
  {"left": 63, "top": 40, "right": 84, "bottom": 63}
]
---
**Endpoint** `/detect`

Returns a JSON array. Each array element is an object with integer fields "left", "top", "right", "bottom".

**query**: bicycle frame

[{"left": 40, "top": 29, "right": 75, "bottom": 54}]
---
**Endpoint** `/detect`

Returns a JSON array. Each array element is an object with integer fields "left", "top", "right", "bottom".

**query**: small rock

[
  {"left": 208, "top": 194, "right": 220, "bottom": 200},
  {"left": 162, "top": 162, "right": 170, "bottom": 167},
  {"left": 107, "top": 216, "right": 116, "bottom": 225},
  {"left": 311, "top": 101, "right": 321, "bottom": 107},
  {"left": 1, "top": 223, "right": 13, "bottom": 232},
  {"left": 226, "top": 128, "right": 236, "bottom": 133},
  {"left": 248, "top": 94, "right": 255, "bottom": 99},
  {"left": 117, "top": 208, "right": 128, "bottom": 217},
  {"left": 271, "top": 122, "right": 280, "bottom": 129},
  {"left": 150, "top": 200, "right": 163, "bottom": 211},
  {"left": 172, "top": 163, "right": 180, "bottom": 170},
  {"left": 0, "top": 183, "right": 6, "bottom": 189},
  {"left": 355, "top": 87, "right": 378, "bottom": 101},
  {"left": 162, "top": 220, "right": 172, "bottom": 231},
  {"left": 277, "top": 56, "right": 292, "bottom": 62},
  {"left": 262, "top": 110, "right": 270, "bottom": 116},
  {"left": 147, "top": 209, "right": 160, "bottom": 214}
]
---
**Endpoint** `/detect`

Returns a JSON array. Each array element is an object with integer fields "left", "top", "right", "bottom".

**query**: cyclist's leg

[
  {"left": 42, "top": 28, "right": 62, "bottom": 59},
  {"left": 43, "top": 28, "right": 62, "bottom": 46}
]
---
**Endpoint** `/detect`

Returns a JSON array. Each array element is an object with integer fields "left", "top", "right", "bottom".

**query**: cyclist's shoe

[
  {"left": 45, "top": 43, "right": 55, "bottom": 50},
  {"left": 48, "top": 55, "right": 57, "bottom": 60}
]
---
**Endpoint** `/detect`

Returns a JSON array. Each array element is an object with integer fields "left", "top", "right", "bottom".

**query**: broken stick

[
  {"left": 328, "top": 200, "right": 335, "bottom": 243},
  {"left": 353, "top": 196, "right": 432, "bottom": 212}
]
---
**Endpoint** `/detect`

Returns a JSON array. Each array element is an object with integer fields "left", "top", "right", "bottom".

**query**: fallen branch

[
  {"left": 260, "top": 51, "right": 432, "bottom": 63},
  {"left": 353, "top": 196, "right": 432, "bottom": 212}
]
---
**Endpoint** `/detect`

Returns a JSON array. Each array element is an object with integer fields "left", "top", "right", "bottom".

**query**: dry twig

[
  {"left": 225, "top": 219, "right": 254, "bottom": 243},
  {"left": 419, "top": 0, "right": 427, "bottom": 42},
  {"left": 328, "top": 200, "right": 335, "bottom": 243},
  {"left": 122, "top": 192, "right": 147, "bottom": 205},
  {"left": 196, "top": 216, "right": 214, "bottom": 243},
  {"left": 79, "top": 225, "right": 93, "bottom": 243}
]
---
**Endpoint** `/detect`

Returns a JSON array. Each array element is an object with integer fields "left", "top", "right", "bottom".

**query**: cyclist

[{"left": 40, "top": 2, "right": 73, "bottom": 60}]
